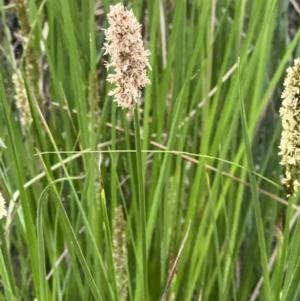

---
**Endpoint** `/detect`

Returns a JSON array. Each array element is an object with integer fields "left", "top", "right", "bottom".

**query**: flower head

[
  {"left": 0, "top": 192, "right": 7, "bottom": 219},
  {"left": 103, "top": 4, "right": 151, "bottom": 109},
  {"left": 12, "top": 70, "right": 32, "bottom": 130},
  {"left": 279, "top": 58, "right": 300, "bottom": 195},
  {"left": 113, "top": 206, "right": 127, "bottom": 301}
]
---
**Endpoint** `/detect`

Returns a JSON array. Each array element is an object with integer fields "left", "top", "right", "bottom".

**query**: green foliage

[{"left": 0, "top": 0, "right": 300, "bottom": 300}]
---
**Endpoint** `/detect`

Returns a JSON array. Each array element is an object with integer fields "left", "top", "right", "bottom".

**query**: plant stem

[{"left": 133, "top": 105, "right": 148, "bottom": 301}]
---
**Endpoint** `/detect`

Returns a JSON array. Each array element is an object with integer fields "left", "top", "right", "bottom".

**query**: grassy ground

[{"left": 0, "top": 0, "right": 300, "bottom": 300}]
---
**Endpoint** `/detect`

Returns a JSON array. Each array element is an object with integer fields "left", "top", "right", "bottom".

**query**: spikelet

[
  {"left": 14, "top": 0, "right": 42, "bottom": 106},
  {"left": 14, "top": 0, "right": 31, "bottom": 36},
  {"left": 0, "top": 192, "right": 7, "bottom": 219},
  {"left": 113, "top": 206, "right": 128, "bottom": 301},
  {"left": 279, "top": 58, "right": 300, "bottom": 196},
  {"left": 103, "top": 4, "right": 151, "bottom": 109},
  {"left": 12, "top": 70, "right": 32, "bottom": 130}
]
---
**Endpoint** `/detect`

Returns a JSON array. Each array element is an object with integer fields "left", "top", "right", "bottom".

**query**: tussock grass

[{"left": 0, "top": 0, "right": 300, "bottom": 300}]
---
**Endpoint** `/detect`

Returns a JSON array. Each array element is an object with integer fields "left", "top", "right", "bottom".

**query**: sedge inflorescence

[
  {"left": 15, "top": 0, "right": 42, "bottom": 106},
  {"left": 103, "top": 3, "right": 151, "bottom": 109},
  {"left": 0, "top": 192, "right": 7, "bottom": 219},
  {"left": 113, "top": 206, "right": 128, "bottom": 301},
  {"left": 279, "top": 58, "right": 300, "bottom": 196},
  {"left": 12, "top": 70, "right": 32, "bottom": 130}
]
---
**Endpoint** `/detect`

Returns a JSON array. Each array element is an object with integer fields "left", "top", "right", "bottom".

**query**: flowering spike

[
  {"left": 12, "top": 70, "right": 32, "bottom": 130},
  {"left": 113, "top": 206, "right": 128, "bottom": 301},
  {"left": 0, "top": 192, "right": 7, "bottom": 219},
  {"left": 103, "top": 4, "right": 151, "bottom": 109},
  {"left": 279, "top": 58, "right": 300, "bottom": 196}
]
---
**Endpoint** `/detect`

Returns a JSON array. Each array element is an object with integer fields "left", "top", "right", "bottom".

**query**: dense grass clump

[{"left": 1, "top": 1, "right": 300, "bottom": 300}]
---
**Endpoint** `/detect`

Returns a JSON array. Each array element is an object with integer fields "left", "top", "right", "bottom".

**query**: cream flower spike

[
  {"left": 0, "top": 192, "right": 7, "bottom": 219},
  {"left": 279, "top": 58, "right": 300, "bottom": 196},
  {"left": 103, "top": 4, "right": 151, "bottom": 109}
]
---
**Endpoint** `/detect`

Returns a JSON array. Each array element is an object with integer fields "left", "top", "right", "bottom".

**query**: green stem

[{"left": 133, "top": 106, "right": 148, "bottom": 301}]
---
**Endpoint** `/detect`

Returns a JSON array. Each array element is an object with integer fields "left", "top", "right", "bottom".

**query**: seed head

[
  {"left": 14, "top": 0, "right": 31, "bottom": 36},
  {"left": 279, "top": 58, "right": 300, "bottom": 195},
  {"left": 113, "top": 206, "right": 128, "bottom": 301},
  {"left": 0, "top": 192, "right": 7, "bottom": 219},
  {"left": 12, "top": 70, "right": 32, "bottom": 130},
  {"left": 14, "top": 0, "right": 43, "bottom": 106},
  {"left": 103, "top": 4, "right": 151, "bottom": 109}
]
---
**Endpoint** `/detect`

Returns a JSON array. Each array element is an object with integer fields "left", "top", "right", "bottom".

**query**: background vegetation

[{"left": 0, "top": 0, "right": 300, "bottom": 300}]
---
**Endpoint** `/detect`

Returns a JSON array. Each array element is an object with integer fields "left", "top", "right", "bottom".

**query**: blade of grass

[{"left": 238, "top": 57, "right": 273, "bottom": 300}]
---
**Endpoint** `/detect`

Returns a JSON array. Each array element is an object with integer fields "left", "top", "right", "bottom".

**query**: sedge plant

[{"left": 1, "top": 1, "right": 300, "bottom": 301}]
